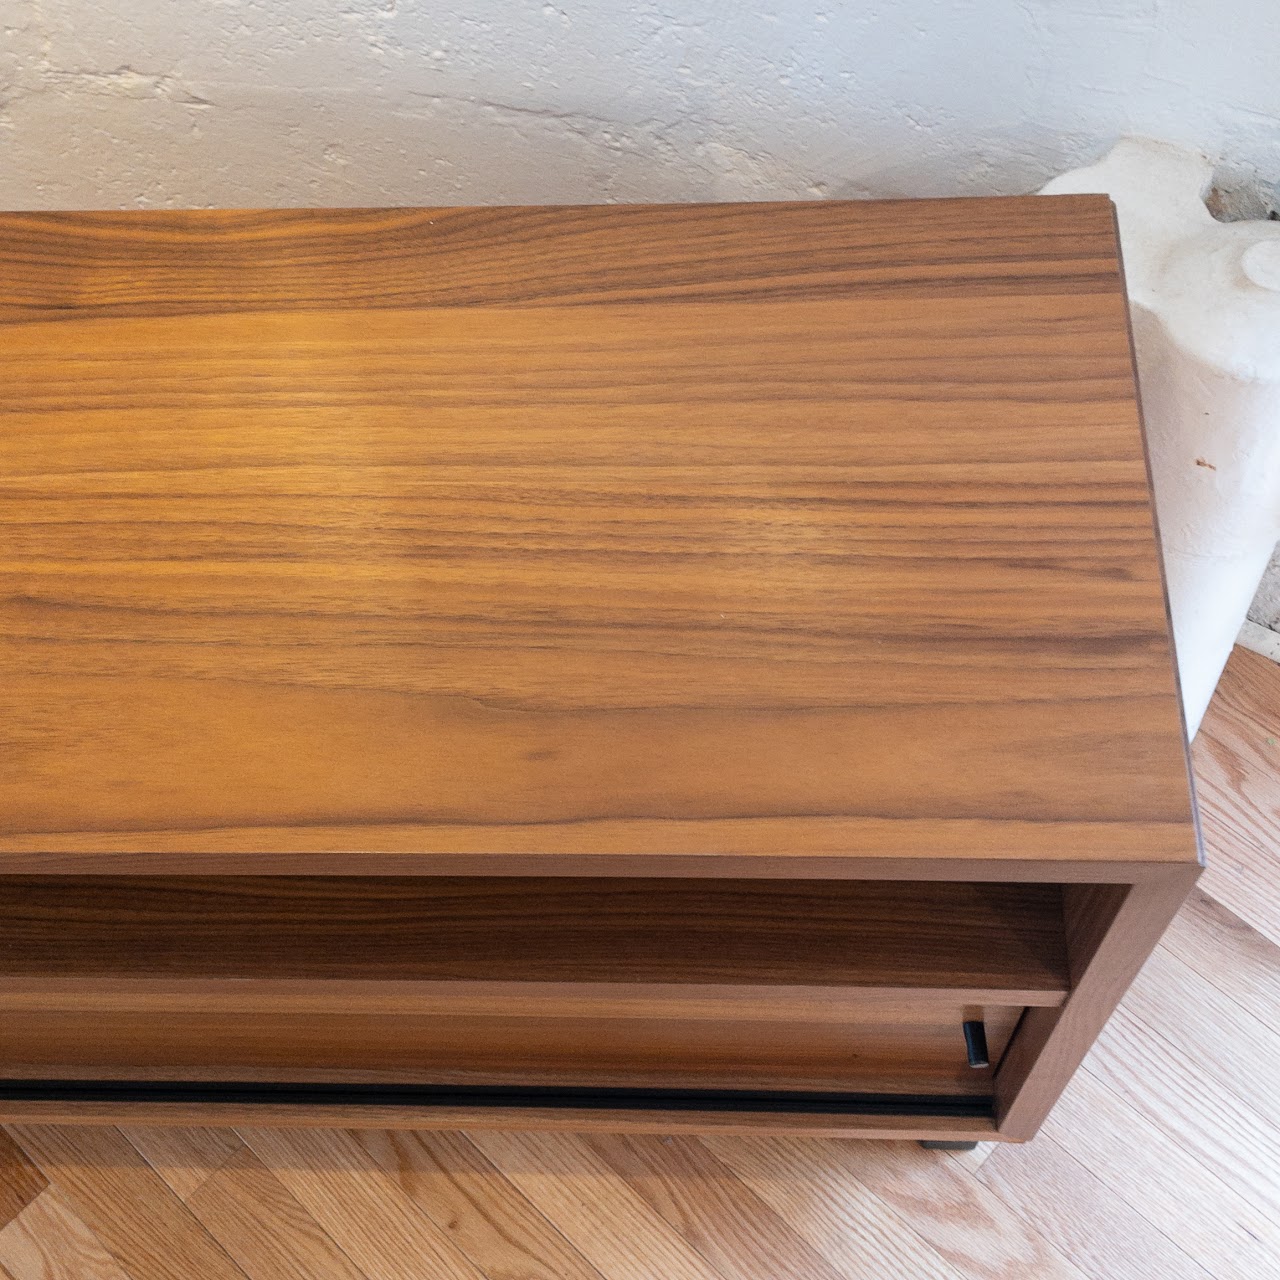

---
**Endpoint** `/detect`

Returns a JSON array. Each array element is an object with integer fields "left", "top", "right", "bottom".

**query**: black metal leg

[{"left": 918, "top": 1140, "right": 979, "bottom": 1151}]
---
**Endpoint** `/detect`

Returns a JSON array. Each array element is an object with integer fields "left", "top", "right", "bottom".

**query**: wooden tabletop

[{"left": 0, "top": 197, "right": 1199, "bottom": 873}]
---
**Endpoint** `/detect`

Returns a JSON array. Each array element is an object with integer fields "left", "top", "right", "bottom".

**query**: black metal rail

[{"left": 0, "top": 1079, "right": 994, "bottom": 1118}]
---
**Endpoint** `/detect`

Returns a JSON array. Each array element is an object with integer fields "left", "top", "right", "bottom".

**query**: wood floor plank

[
  {"left": 1160, "top": 888, "right": 1280, "bottom": 1038},
  {"left": 940, "top": 1142, "right": 1000, "bottom": 1176},
  {"left": 351, "top": 1129, "right": 606, "bottom": 1280},
  {"left": 237, "top": 1127, "right": 485, "bottom": 1280},
  {"left": 187, "top": 1147, "right": 370, "bottom": 1280},
  {"left": 468, "top": 1130, "right": 730, "bottom": 1280},
  {"left": 700, "top": 1135, "right": 973, "bottom": 1280},
  {"left": 0, "top": 1135, "right": 46, "bottom": 1233},
  {"left": 5, "top": 1126, "right": 247, "bottom": 1280},
  {"left": 1194, "top": 646, "right": 1280, "bottom": 945},
  {"left": 122, "top": 1127, "right": 246, "bottom": 1201},
  {"left": 1196, "top": 809, "right": 1280, "bottom": 951},
  {"left": 583, "top": 1132, "right": 853, "bottom": 1280},
  {"left": 1086, "top": 1001, "right": 1280, "bottom": 1220},
  {"left": 0, "top": 1188, "right": 133, "bottom": 1280},
  {"left": 1045, "top": 1067, "right": 1280, "bottom": 1277},
  {"left": 1129, "top": 942, "right": 1280, "bottom": 1136},
  {"left": 723, "top": 1136, "right": 1088, "bottom": 1280},
  {"left": 976, "top": 1131, "right": 1210, "bottom": 1280}
]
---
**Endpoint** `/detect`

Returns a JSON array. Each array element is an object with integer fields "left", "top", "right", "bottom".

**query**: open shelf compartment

[
  {"left": 0, "top": 876, "right": 1067, "bottom": 999},
  {"left": 0, "top": 876, "right": 1070, "bottom": 1099}
]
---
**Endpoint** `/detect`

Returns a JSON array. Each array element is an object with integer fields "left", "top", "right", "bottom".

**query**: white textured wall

[{"left": 1, "top": 0, "right": 1278, "bottom": 210}]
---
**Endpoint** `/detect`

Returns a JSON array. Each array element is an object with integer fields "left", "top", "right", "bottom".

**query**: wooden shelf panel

[
  {"left": 0, "top": 876, "right": 1068, "bottom": 999},
  {"left": 0, "top": 977, "right": 1062, "bottom": 1018},
  {"left": 0, "top": 1003, "right": 1023, "bottom": 1097}
]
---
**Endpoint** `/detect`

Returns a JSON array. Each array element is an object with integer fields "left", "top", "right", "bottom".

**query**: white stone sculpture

[{"left": 1043, "top": 138, "right": 1280, "bottom": 737}]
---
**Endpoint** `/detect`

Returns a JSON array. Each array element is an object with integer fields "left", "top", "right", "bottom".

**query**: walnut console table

[{"left": 0, "top": 197, "right": 1201, "bottom": 1142}]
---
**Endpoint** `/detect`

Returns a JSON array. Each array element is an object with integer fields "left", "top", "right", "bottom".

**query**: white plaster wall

[{"left": 1, "top": 0, "right": 1277, "bottom": 210}]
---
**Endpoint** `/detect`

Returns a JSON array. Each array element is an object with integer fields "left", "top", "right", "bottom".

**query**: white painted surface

[
  {"left": 1044, "top": 139, "right": 1280, "bottom": 737},
  {"left": 0, "top": 1, "right": 1277, "bottom": 209}
]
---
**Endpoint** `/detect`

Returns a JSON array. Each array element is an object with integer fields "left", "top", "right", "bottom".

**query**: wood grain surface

[
  {"left": 0, "top": 647, "right": 1269, "bottom": 1279},
  {"left": 0, "top": 1002, "right": 1023, "bottom": 1095},
  {"left": 0, "top": 877, "right": 1067, "bottom": 994},
  {"left": 0, "top": 196, "right": 1195, "bottom": 869},
  {"left": 0, "top": 880, "right": 1040, "bottom": 1095},
  {"left": 993, "top": 863, "right": 1199, "bottom": 1138},
  {"left": 0, "top": 876, "right": 1066, "bottom": 1097},
  {"left": 1193, "top": 645, "right": 1280, "bottom": 946}
]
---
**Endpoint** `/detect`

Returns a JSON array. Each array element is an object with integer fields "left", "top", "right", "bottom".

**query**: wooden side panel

[{"left": 994, "top": 865, "right": 1201, "bottom": 1138}]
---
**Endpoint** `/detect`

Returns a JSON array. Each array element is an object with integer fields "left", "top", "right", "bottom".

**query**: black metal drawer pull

[{"left": 963, "top": 1019, "right": 990, "bottom": 1069}]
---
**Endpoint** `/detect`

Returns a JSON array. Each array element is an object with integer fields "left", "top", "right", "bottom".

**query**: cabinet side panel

[{"left": 994, "top": 866, "right": 1199, "bottom": 1139}]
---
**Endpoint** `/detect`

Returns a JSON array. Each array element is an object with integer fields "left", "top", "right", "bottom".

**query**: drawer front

[{"left": 0, "top": 1001, "right": 1021, "bottom": 1097}]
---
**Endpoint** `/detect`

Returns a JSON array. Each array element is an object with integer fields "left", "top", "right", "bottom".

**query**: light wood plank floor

[{"left": 1, "top": 646, "right": 1277, "bottom": 1280}]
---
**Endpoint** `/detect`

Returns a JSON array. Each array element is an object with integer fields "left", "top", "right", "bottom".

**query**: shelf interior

[{"left": 0, "top": 876, "right": 1068, "bottom": 1001}]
